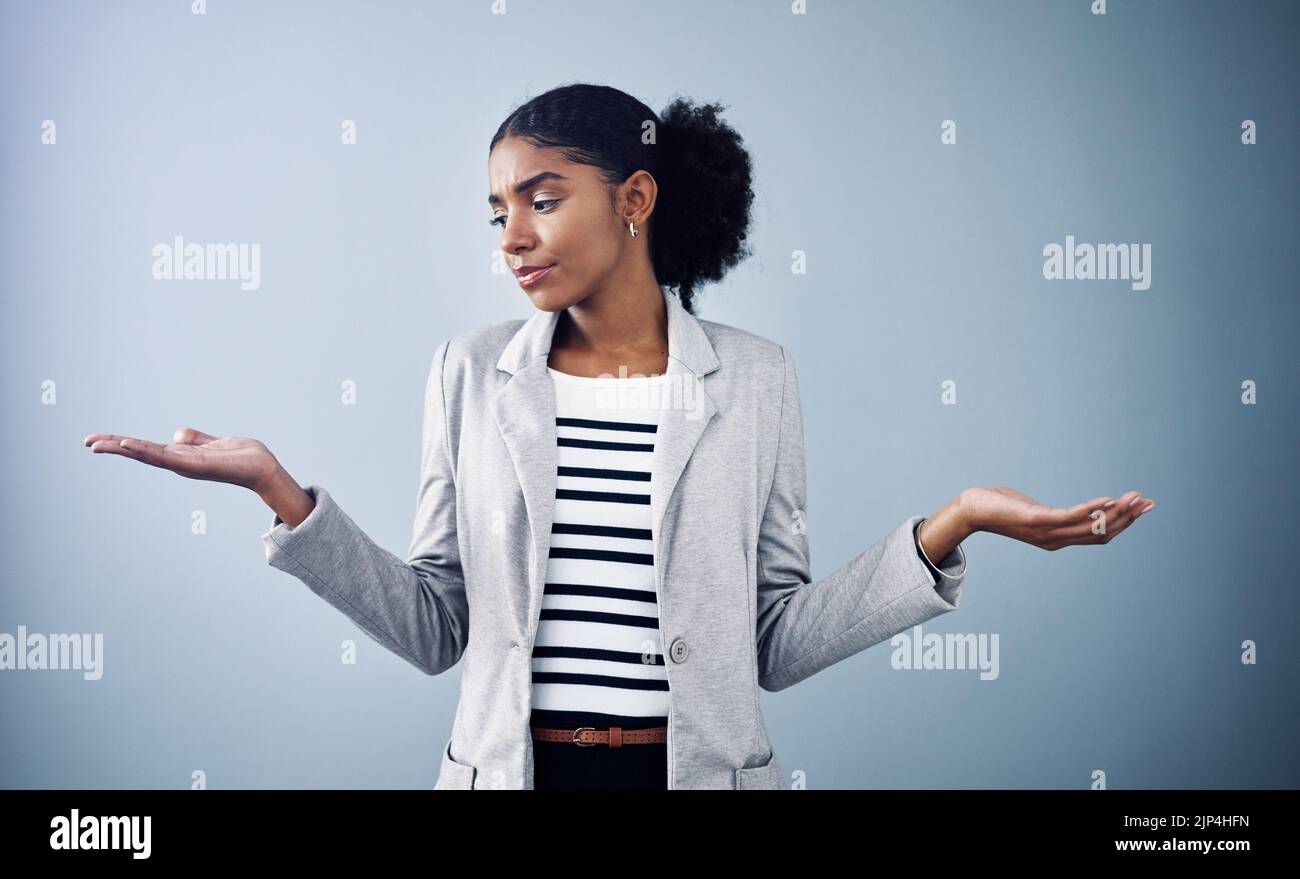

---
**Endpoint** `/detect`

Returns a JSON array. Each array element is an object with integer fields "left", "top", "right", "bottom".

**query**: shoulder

[
  {"left": 695, "top": 315, "right": 791, "bottom": 378},
  {"left": 432, "top": 318, "right": 528, "bottom": 376},
  {"left": 690, "top": 315, "right": 799, "bottom": 420}
]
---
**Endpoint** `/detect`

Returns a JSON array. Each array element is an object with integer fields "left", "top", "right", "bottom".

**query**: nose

[{"left": 500, "top": 215, "right": 536, "bottom": 263}]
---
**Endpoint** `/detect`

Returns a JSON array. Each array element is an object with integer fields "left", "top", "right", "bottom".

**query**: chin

[{"left": 525, "top": 288, "right": 584, "bottom": 312}]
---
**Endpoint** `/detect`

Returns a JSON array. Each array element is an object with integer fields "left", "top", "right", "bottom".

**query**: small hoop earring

[{"left": 628, "top": 221, "right": 638, "bottom": 238}]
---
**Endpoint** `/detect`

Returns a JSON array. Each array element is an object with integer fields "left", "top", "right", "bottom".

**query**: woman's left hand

[{"left": 960, "top": 486, "right": 1155, "bottom": 551}]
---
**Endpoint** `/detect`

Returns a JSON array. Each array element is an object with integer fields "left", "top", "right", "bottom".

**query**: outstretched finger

[
  {"left": 97, "top": 441, "right": 150, "bottom": 463},
  {"left": 84, "top": 433, "right": 131, "bottom": 447},
  {"left": 1121, "top": 491, "right": 1150, "bottom": 512},
  {"left": 1068, "top": 512, "right": 1141, "bottom": 548},
  {"left": 1066, "top": 490, "right": 1142, "bottom": 523},
  {"left": 88, "top": 438, "right": 153, "bottom": 464},
  {"left": 117, "top": 437, "right": 171, "bottom": 462},
  {"left": 1037, "top": 495, "right": 1118, "bottom": 528},
  {"left": 1046, "top": 498, "right": 1149, "bottom": 544},
  {"left": 89, "top": 437, "right": 202, "bottom": 477},
  {"left": 90, "top": 437, "right": 172, "bottom": 468},
  {"left": 1057, "top": 496, "right": 1115, "bottom": 523},
  {"left": 88, "top": 436, "right": 141, "bottom": 454}
]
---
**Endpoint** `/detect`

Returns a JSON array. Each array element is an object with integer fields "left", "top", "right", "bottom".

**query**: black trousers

[{"left": 531, "top": 709, "right": 668, "bottom": 790}]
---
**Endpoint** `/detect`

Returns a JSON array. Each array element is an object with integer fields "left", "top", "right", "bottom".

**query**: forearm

[
  {"left": 259, "top": 483, "right": 469, "bottom": 676},
  {"left": 917, "top": 493, "right": 973, "bottom": 564},
  {"left": 256, "top": 465, "right": 316, "bottom": 528}
]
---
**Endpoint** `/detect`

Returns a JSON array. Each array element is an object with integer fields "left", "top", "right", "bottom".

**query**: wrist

[
  {"left": 258, "top": 468, "right": 315, "bottom": 528},
  {"left": 257, "top": 465, "right": 302, "bottom": 511},
  {"left": 253, "top": 463, "right": 289, "bottom": 501},
  {"left": 954, "top": 488, "right": 981, "bottom": 537},
  {"left": 916, "top": 497, "right": 969, "bottom": 568}
]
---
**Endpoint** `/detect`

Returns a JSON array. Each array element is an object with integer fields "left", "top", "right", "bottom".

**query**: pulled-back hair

[{"left": 489, "top": 82, "right": 755, "bottom": 315}]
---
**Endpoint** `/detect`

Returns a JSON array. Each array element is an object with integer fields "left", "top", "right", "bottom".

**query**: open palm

[
  {"left": 962, "top": 485, "right": 1155, "bottom": 551},
  {"left": 83, "top": 427, "right": 278, "bottom": 492}
]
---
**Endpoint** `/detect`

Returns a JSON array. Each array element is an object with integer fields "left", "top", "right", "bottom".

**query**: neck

[{"left": 555, "top": 272, "right": 667, "bottom": 355}]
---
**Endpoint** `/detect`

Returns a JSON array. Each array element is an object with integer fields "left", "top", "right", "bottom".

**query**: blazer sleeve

[
  {"left": 754, "top": 345, "right": 968, "bottom": 692},
  {"left": 259, "top": 339, "right": 470, "bottom": 676}
]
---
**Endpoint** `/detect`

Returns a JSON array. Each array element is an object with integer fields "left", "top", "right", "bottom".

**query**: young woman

[{"left": 83, "top": 83, "right": 1155, "bottom": 790}]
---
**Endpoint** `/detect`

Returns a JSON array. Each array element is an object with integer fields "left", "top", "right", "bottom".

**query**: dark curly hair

[{"left": 489, "top": 82, "right": 755, "bottom": 315}]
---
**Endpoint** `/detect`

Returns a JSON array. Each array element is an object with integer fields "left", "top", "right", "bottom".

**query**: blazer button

[{"left": 669, "top": 638, "right": 689, "bottom": 663}]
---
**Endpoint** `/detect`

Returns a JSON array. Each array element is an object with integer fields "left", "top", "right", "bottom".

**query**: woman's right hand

[
  {"left": 83, "top": 427, "right": 280, "bottom": 493},
  {"left": 84, "top": 427, "right": 317, "bottom": 527}
]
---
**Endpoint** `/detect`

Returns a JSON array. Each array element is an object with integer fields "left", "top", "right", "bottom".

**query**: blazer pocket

[
  {"left": 734, "top": 749, "right": 786, "bottom": 790},
  {"left": 434, "top": 736, "right": 478, "bottom": 790}
]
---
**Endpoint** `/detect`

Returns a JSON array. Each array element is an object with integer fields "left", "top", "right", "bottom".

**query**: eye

[{"left": 489, "top": 198, "right": 561, "bottom": 228}]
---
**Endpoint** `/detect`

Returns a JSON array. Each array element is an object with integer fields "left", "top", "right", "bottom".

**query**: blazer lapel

[
  {"left": 492, "top": 324, "right": 559, "bottom": 636},
  {"left": 492, "top": 287, "right": 721, "bottom": 640},
  {"left": 647, "top": 347, "right": 718, "bottom": 589}
]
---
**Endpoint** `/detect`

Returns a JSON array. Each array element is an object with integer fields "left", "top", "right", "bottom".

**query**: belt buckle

[{"left": 571, "top": 726, "right": 598, "bottom": 747}]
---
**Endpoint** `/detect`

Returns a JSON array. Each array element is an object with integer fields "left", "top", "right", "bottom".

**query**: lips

[
  {"left": 512, "top": 263, "right": 555, "bottom": 278},
  {"left": 514, "top": 264, "right": 556, "bottom": 286}
]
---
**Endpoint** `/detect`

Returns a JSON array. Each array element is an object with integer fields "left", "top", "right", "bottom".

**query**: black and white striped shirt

[{"left": 530, "top": 367, "right": 673, "bottom": 732}]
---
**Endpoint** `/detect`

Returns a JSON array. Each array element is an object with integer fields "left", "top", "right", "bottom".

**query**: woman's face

[{"left": 487, "top": 135, "right": 629, "bottom": 312}]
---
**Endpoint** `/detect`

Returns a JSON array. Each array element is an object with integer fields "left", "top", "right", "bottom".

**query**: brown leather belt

[{"left": 531, "top": 725, "right": 667, "bottom": 747}]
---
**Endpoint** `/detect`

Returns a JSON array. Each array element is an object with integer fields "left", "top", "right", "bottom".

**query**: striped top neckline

[{"left": 547, "top": 366, "right": 671, "bottom": 385}]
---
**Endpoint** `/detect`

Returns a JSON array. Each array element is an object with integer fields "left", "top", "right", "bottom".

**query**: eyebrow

[{"left": 487, "top": 171, "right": 569, "bottom": 206}]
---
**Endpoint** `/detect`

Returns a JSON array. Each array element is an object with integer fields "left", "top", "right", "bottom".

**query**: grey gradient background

[{"left": 2, "top": 0, "right": 1297, "bottom": 788}]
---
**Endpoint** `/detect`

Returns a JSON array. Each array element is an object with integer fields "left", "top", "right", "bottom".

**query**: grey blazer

[{"left": 260, "top": 286, "right": 968, "bottom": 790}]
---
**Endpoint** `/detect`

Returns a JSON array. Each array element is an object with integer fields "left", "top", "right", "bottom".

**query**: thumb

[{"left": 173, "top": 427, "right": 218, "bottom": 445}]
